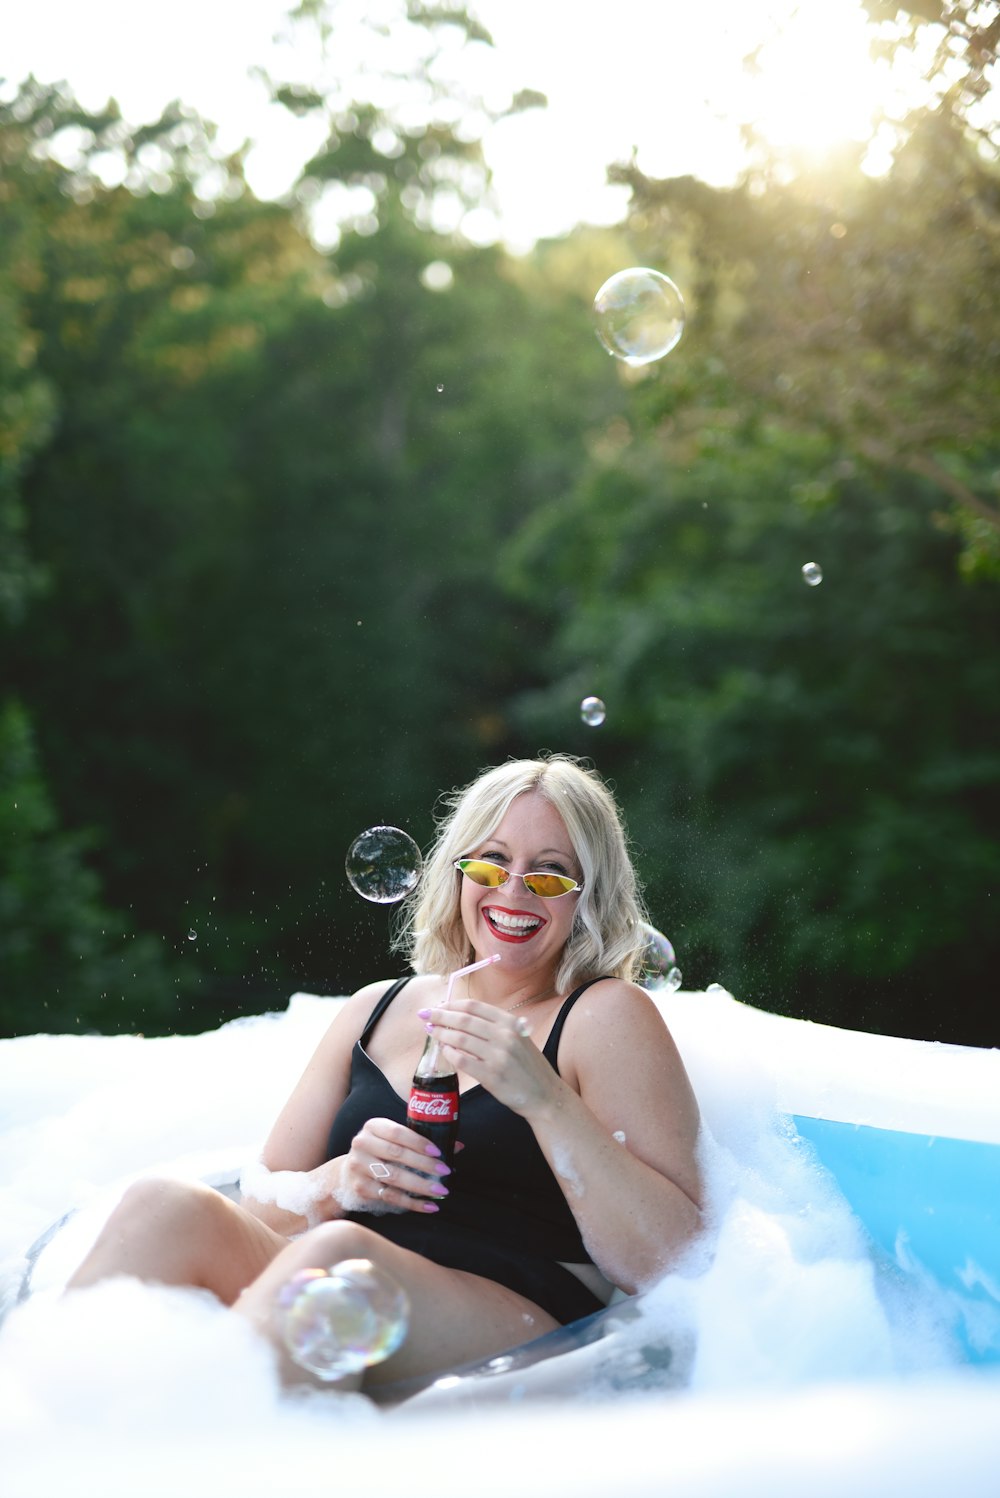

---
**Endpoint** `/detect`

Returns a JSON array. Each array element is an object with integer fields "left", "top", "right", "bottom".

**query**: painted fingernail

[
  {"left": 424, "top": 1143, "right": 442, "bottom": 1157},
  {"left": 433, "top": 1162, "right": 451, "bottom": 1177},
  {"left": 424, "top": 1021, "right": 434, "bottom": 1034},
  {"left": 417, "top": 1007, "right": 431, "bottom": 1019},
  {"left": 422, "top": 1202, "right": 440, "bottom": 1213},
  {"left": 431, "top": 1184, "right": 449, "bottom": 1197}
]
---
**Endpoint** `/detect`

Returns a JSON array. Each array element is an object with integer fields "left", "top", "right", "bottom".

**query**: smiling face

[{"left": 459, "top": 790, "right": 582, "bottom": 980}]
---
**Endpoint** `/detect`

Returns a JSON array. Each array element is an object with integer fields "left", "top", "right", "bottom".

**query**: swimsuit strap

[
  {"left": 542, "top": 976, "right": 612, "bottom": 1067},
  {"left": 359, "top": 976, "right": 414, "bottom": 1046}
]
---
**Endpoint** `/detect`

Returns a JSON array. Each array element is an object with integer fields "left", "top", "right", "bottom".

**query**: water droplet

[
  {"left": 638, "top": 922, "right": 677, "bottom": 987},
  {"left": 580, "top": 696, "right": 606, "bottom": 727},
  {"left": 346, "top": 825, "right": 423, "bottom": 904},
  {"left": 802, "top": 561, "right": 823, "bottom": 586},
  {"left": 593, "top": 268, "right": 685, "bottom": 366},
  {"left": 279, "top": 1259, "right": 409, "bottom": 1381},
  {"left": 187, "top": 930, "right": 197, "bottom": 942}
]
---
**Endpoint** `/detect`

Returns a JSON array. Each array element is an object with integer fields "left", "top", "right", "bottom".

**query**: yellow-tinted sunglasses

[{"left": 454, "top": 858, "right": 582, "bottom": 899}]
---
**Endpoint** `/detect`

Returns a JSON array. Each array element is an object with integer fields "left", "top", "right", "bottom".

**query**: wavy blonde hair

[{"left": 395, "top": 755, "right": 648, "bottom": 992}]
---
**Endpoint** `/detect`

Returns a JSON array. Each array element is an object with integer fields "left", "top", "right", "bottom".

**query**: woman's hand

[
  {"left": 418, "top": 999, "right": 558, "bottom": 1117},
  {"left": 331, "top": 1117, "right": 452, "bottom": 1215}
]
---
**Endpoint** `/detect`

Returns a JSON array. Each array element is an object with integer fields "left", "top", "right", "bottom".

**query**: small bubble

[
  {"left": 187, "top": 930, "right": 197, "bottom": 942},
  {"left": 593, "top": 267, "right": 685, "bottom": 366},
  {"left": 436, "top": 383, "right": 444, "bottom": 393},
  {"left": 613, "top": 1130, "right": 627, "bottom": 1144},
  {"left": 580, "top": 696, "right": 606, "bottom": 727},
  {"left": 706, "top": 982, "right": 726, "bottom": 993},
  {"left": 802, "top": 562, "right": 823, "bottom": 586},
  {"left": 346, "top": 825, "right": 423, "bottom": 904},
  {"left": 665, "top": 966, "right": 683, "bottom": 992}
]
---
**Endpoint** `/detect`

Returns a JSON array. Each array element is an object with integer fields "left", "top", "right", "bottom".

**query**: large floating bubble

[
  {"left": 278, "top": 1259, "right": 410, "bottom": 1381},
  {"left": 638, "top": 922, "right": 682, "bottom": 992},
  {"left": 580, "top": 695, "right": 606, "bottom": 727},
  {"left": 593, "top": 268, "right": 685, "bottom": 366},
  {"left": 346, "top": 826, "right": 423, "bottom": 904}
]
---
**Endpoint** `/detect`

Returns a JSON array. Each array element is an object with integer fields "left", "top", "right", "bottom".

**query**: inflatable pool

[{"left": 2, "top": 988, "right": 999, "bottom": 1496}]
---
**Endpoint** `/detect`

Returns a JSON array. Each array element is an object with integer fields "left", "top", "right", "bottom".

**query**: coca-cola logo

[{"left": 408, "top": 1089, "right": 459, "bottom": 1122}]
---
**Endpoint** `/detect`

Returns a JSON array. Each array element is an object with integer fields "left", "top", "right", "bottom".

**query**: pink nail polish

[
  {"left": 424, "top": 1143, "right": 442, "bottom": 1158},
  {"left": 417, "top": 1007, "right": 431, "bottom": 1019},
  {"left": 423, "top": 1202, "right": 440, "bottom": 1213},
  {"left": 424, "top": 1021, "right": 434, "bottom": 1034}
]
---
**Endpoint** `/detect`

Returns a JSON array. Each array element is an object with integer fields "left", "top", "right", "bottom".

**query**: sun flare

[{"left": 735, "top": 1, "right": 903, "bottom": 162}]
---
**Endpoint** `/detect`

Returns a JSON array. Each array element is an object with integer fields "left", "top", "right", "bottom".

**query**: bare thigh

[{"left": 234, "top": 1219, "right": 561, "bottom": 1393}]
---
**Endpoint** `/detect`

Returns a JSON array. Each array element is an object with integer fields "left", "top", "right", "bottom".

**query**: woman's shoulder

[
  {"left": 563, "top": 976, "right": 677, "bottom": 1046},
  {"left": 560, "top": 977, "right": 694, "bottom": 1099}
]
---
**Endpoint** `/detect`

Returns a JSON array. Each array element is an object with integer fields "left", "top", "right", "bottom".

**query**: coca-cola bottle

[{"left": 407, "top": 1033, "right": 459, "bottom": 1169}]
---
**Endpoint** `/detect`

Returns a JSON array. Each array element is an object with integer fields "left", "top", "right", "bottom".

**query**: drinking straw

[{"left": 446, "top": 953, "right": 501, "bottom": 1004}]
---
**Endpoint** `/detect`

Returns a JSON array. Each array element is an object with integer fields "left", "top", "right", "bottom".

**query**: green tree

[
  {"left": 0, "top": 700, "right": 189, "bottom": 1033},
  {"left": 0, "top": 67, "right": 617, "bottom": 1033},
  {"left": 502, "top": 403, "right": 1000, "bottom": 1043}
]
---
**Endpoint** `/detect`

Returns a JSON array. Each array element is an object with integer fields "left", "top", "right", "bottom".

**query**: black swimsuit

[{"left": 325, "top": 977, "right": 609, "bottom": 1324}]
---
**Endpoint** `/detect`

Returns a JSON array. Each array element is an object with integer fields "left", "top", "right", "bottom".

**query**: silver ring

[
  {"left": 377, "top": 1185, "right": 387, "bottom": 1199},
  {"left": 516, "top": 1016, "right": 530, "bottom": 1038},
  {"left": 369, "top": 1161, "right": 391, "bottom": 1180}
]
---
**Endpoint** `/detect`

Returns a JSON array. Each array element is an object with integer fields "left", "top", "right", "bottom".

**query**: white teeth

[{"left": 487, "top": 910, "right": 541, "bottom": 932}]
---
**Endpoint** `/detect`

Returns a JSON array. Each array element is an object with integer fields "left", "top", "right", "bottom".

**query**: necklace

[
  {"left": 505, "top": 986, "right": 558, "bottom": 1013},
  {"left": 463, "top": 975, "right": 558, "bottom": 1012}
]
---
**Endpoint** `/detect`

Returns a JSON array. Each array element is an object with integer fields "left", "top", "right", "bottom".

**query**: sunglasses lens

[
  {"left": 458, "top": 860, "right": 508, "bottom": 888},
  {"left": 524, "top": 873, "right": 577, "bottom": 898}
]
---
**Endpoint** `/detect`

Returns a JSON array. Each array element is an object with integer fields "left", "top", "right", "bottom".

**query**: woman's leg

[
  {"left": 234, "top": 1219, "right": 560, "bottom": 1393},
  {"left": 66, "top": 1177, "right": 287, "bottom": 1304}
]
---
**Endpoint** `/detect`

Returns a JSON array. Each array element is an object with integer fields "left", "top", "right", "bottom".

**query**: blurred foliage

[{"left": 0, "top": 1, "right": 997, "bottom": 1046}]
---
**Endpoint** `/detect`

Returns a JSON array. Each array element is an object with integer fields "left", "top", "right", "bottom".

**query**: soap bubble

[
  {"left": 638, "top": 922, "right": 677, "bottom": 988},
  {"left": 638, "top": 925, "right": 684, "bottom": 993},
  {"left": 279, "top": 1258, "right": 410, "bottom": 1381},
  {"left": 346, "top": 826, "right": 423, "bottom": 904},
  {"left": 802, "top": 562, "right": 823, "bottom": 586},
  {"left": 580, "top": 696, "right": 606, "bottom": 727},
  {"left": 593, "top": 268, "right": 685, "bottom": 366}
]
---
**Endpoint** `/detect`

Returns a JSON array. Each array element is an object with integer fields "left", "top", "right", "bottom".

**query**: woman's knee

[
  {"left": 108, "top": 1175, "right": 223, "bottom": 1234},
  {"left": 291, "top": 1219, "right": 382, "bottom": 1268}
]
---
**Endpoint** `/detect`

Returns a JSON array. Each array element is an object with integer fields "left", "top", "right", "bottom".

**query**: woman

[{"left": 68, "top": 755, "right": 703, "bottom": 1394}]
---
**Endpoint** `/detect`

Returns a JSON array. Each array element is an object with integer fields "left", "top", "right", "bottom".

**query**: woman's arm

[
  {"left": 425, "top": 981, "right": 703, "bottom": 1294},
  {"left": 241, "top": 980, "right": 451, "bottom": 1234},
  {"left": 528, "top": 984, "right": 703, "bottom": 1292},
  {"left": 238, "top": 982, "right": 376, "bottom": 1232}
]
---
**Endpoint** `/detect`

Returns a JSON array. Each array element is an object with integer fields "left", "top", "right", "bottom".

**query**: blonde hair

[{"left": 395, "top": 755, "right": 648, "bottom": 992}]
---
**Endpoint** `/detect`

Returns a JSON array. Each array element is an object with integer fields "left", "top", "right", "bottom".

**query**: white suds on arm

[{"left": 238, "top": 1159, "right": 327, "bottom": 1227}]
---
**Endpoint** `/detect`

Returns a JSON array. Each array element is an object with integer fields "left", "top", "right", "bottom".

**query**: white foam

[
  {"left": 1, "top": 990, "right": 998, "bottom": 1497},
  {"left": 656, "top": 987, "right": 1000, "bottom": 1143}
]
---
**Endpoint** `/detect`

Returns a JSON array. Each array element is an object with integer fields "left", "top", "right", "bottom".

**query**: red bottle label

[{"left": 407, "top": 1088, "right": 459, "bottom": 1125}]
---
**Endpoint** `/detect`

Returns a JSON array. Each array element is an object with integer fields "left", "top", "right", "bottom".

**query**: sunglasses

[{"left": 454, "top": 858, "right": 582, "bottom": 899}]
